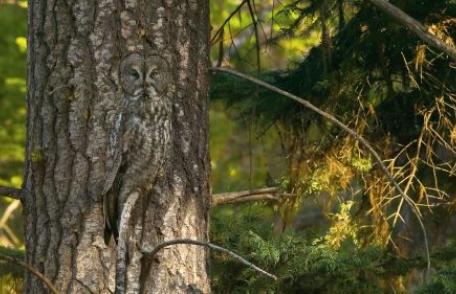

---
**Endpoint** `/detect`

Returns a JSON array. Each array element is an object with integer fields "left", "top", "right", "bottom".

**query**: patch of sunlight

[
  {"left": 0, "top": 144, "right": 25, "bottom": 161},
  {"left": 229, "top": 167, "right": 238, "bottom": 178},
  {"left": 211, "top": 160, "right": 217, "bottom": 169},
  {"left": 15, "top": 36, "right": 27, "bottom": 53},
  {"left": 18, "top": 0, "right": 28, "bottom": 8},
  {"left": 17, "top": 107, "right": 26, "bottom": 116},
  {"left": 10, "top": 176, "right": 22, "bottom": 187},
  {"left": 279, "top": 31, "right": 320, "bottom": 54},
  {"left": 5, "top": 77, "right": 26, "bottom": 93}
]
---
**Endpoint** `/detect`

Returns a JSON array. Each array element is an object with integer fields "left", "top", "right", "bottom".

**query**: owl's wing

[
  {"left": 103, "top": 112, "right": 123, "bottom": 195},
  {"left": 103, "top": 111, "right": 124, "bottom": 243}
]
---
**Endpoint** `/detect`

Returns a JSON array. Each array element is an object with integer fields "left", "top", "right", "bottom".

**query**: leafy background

[{"left": 1, "top": 0, "right": 456, "bottom": 293}]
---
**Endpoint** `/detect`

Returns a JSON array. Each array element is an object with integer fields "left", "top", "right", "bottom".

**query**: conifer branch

[
  {"left": 367, "top": 0, "right": 456, "bottom": 61},
  {"left": 211, "top": 67, "right": 431, "bottom": 271}
]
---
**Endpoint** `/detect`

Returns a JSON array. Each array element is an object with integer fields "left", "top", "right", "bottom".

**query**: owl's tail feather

[
  {"left": 103, "top": 182, "right": 120, "bottom": 244},
  {"left": 104, "top": 221, "right": 119, "bottom": 244}
]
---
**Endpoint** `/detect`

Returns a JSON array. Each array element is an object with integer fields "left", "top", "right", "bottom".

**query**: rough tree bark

[{"left": 24, "top": 0, "right": 210, "bottom": 293}]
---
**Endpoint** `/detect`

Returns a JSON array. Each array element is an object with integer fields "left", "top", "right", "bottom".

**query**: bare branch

[
  {"left": 0, "top": 186, "right": 22, "bottom": 200},
  {"left": 213, "top": 187, "right": 284, "bottom": 205},
  {"left": 216, "top": 187, "right": 278, "bottom": 197},
  {"left": 0, "top": 253, "right": 60, "bottom": 294},
  {"left": 0, "top": 201, "right": 23, "bottom": 244},
  {"left": 216, "top": 193, "right": 279, "bottom": 205},
  {"left": 247, "top": 0, "right": 261, "bottom": 72},
  {"left": 211, "top": 0, "right": 248, "bottom": 44},
  {"left": 367, "top": 0, "right": 456, "bottom": 61},
  {"left": 211, "top": 66, "right": 431, "bottom": 270},
  {"left": 142, "top": 239, "right": 277, "bottom": 280}
]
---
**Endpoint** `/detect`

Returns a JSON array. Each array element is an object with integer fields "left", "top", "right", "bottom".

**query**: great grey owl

[{"left": 103, "top": 52, "right": 172, "bottom": 243}]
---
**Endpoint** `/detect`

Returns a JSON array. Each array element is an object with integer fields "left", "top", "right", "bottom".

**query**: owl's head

[{"left": 119, "top": 52, "right": 171, "bottom": 112}]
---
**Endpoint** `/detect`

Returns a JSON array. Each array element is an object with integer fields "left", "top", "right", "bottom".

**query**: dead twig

[
  {"left": 142, "top": 239, "right": 277, "bottom": 280},
  {"left": 0, "top": 186, "right": 22, "bottom": 200},
  {"left": 0, "top": 200, "right": 21, "bottom": 229},
  {"left": 247, "top": 0, "right": 261, "bottom": 72},
  {"left": 212, "top": 187, "right": 293, "bottom": 206},
  {"left": 211, "top": 0, "right": 248, "bottom": 44},
  {"left": 0, "top": 253, "right": 60, "bottom": 294}
]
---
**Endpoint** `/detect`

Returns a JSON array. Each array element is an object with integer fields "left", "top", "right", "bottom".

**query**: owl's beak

[
  {"left": 131, "top": 88, "right": 144, "bottom": 100},
  {"left": 146, "top": 85, "right": 159, "bottom": 97}
]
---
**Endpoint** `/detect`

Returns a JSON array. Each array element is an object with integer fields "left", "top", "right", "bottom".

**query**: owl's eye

[
  {"left": 130, "top": 69, "right": 140, "bottom": 80},
  {"left": 148, "top": 68, "right": 159, "bottom": 79}
]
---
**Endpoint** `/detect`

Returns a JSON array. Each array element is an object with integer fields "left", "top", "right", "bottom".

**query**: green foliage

[
  {"left": 418, "top": 253, "right": 456, "bottom": 293},
  {"left": 0, "top": 246, "right": 25, "bottom": 293},
  {"left": 211, "top": 204, "right": 456, "bottom": 294},
  {"left": 0, "top": 246, "right": 25, "bottom": 279},
  {"left": 0, "top": 0, "right": 27, "bottom": 258},
  {"left": 415, "top": 242, "right": 456, "bottom": 293},
  {"left": 417, "top": 266, "right": 456, "bottom": 294},
  {"left": 210, "top": 2, "right": 456, "bottom": 292},
  {"left": 209, "top": 101, "right": 285, "bottom": 193},
  {"left": 0, "top": 4, "right": 27, "bottom": 186},
  {"left": 212, "top": 0, "right": 456, "bottom": 138},
  {"left": 210, "top": 0, "right": 322, "bottom": 70},
  {"left": 0, "top": 4, "right": 28, "bottom": 291}
]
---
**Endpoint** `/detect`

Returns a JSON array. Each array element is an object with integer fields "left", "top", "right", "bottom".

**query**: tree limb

[
  {"left": 141, "top": 239, "right": 277, "bottom": 280},
  {"left": 0, "top": 253, "right": 60, "bottom": 294},
  {"left": 211, "top": 67, "right": 431, "bottom": 271},
  {"left": 367, "top": 0, "right": 456, "bottom": 61},
  {"left": 214, "top": 193, "right": 278, "bottom": 205},
  {"left": 0, "top": 186, "right": 22, "bottom": 200},
  {"left": 0, "top": 200, "right": 21, "bottom": 229},
  {"left": 210, "top": 0, "right": 248, "bottom": 44},
  {"left": 246, "top": 0, "right": 261, "bottom": 72},
  {"left": 212, "top": 187, "right": 289, "bottom": 206}
]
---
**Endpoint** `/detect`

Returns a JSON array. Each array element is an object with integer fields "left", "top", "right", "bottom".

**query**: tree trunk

[{"left": 24, "top": 0, "right": 210, "bottom": 292}]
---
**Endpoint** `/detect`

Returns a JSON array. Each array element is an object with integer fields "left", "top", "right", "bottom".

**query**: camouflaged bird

[{"left": 103, "top": 52, "right": 172, "bottom": 243}]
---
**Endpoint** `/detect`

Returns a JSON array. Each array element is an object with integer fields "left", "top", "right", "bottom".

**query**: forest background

[{"left": 0, "top": 0, "right": 455, "bottom": 293}]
